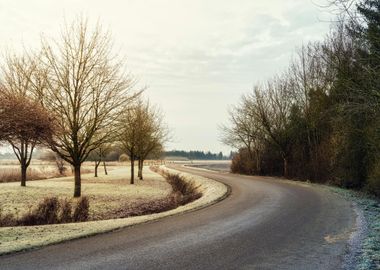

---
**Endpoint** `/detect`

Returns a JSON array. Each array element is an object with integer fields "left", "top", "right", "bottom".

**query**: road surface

[{"left": 1, "top": 164, "right": 356, "bottom": 270}]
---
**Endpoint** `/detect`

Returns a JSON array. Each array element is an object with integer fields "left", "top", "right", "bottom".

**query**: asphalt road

[{"left": 1, "top": 164, "right": 356, "bottom": 270}]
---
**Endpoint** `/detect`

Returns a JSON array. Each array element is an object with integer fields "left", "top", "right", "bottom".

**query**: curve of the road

[{"left": 1, "top": 164, "right": 356, "bottom": 270}]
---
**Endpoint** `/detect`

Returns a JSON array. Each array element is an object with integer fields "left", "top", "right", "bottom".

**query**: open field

[{"left": 0, "top": 165, "right": 171, "bottom": 220}]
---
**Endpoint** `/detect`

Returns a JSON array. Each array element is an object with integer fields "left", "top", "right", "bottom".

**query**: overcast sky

[{"left": 0, "top": 0, "right": 334, "bottom": 154}]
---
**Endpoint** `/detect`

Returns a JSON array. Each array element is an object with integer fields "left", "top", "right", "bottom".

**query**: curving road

[{"left": 1, "top": 164, "right": 356, "bottom": 270}]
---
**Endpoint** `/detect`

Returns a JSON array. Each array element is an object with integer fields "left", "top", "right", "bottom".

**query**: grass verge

[{"left": 327, "top": 187, "right": 380, "bottom": 270}]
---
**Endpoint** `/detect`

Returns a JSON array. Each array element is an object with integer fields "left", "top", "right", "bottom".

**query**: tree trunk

[
  {"left": 103, "top": 161, "right": 108, "bottom": 175},
  {"left": 283, "top": 156, "right": 289, "bottom": 178},
  {"left": 255, "top": 151, "right": 261, "bottom": 175},
  {"left": 130, "top": 158, "right": 135, "bottom": 184},
  {"left": 139, "top": 159, "right": 144, "bottom": 180},
  {"left": 21, "top": 162, "right": 27, "bottom": 187},
  {"left": 137, "top": 159, "right": 141, "bottom": 179},
  {"left": 94, "top": 161, "right": 100, "bottom": 177},
  {"left": 74, "top": 164, "right": 81, "bottom": 197}
]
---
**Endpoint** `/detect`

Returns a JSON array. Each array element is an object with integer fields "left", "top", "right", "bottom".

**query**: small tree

[
  {"left": 88, "top": 143, "right": 112, "bottom": 177},
  {"left": 136, "top": 102, "right": 169, "bottom": 180},
  {"left": 117, "top": 99, "right": 169, "bottom": 183},
  {"left": 0, "top": 94, "right": 55, "bottom": 186},
  {"left": 117, "top": 101, "right": 142, "bottom": 184}
]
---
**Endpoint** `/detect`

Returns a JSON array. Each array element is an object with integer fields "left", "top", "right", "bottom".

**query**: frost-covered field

[
  {"left": 0, "top": 166, "right": 171, "bottom": 219},
  {"left": 328, "top": 187, "right": 380, "bottom": 270}
]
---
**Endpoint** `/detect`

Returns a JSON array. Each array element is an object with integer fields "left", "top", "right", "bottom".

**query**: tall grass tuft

[
  {"left": 73, "top": 196, "right": 90, "bottom": 222},
  {"left": 0, "top": 196, "right": 90, "bottom": 227}
]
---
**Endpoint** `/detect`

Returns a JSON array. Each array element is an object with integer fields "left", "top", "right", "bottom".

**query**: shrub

[
  {"left": 367, "top": 162, "right": 380, "bottom": 196},
  {"left": 19, "top": 197, "right": 60, "bottom": 225},
  {"left": 73, "top": 196, "right": 90, "bottom": 222},
  {"left": 59, "top": 199, "right": 72, "bottom": 223},
  {"left": 151, "top": 166, "right": 202, "bottom": 207},
  {"left": 0, "top": 209, "right": 17, "bottom": 227},
  {"left": 0, "top": 196, "right": 91, "bottom": 227},
  {"left": 55, "top": 156, "right": 67, "bottom": 176},
  {"left": 119, "top": 154, "right": 129, "bottom": 162}
]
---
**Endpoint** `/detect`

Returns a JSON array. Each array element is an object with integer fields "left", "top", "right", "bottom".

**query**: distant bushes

[{"left": 0, "top": 196, "right": 90, "bottom": 227}]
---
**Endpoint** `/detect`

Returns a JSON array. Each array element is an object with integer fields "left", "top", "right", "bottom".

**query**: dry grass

[{"left": 0, "top": 160, "right": 94, "bottom": 183}]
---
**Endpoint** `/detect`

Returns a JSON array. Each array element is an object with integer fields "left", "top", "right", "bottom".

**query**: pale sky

[{"left": 0, "top": 0, "right": 333, "bottom": 154}]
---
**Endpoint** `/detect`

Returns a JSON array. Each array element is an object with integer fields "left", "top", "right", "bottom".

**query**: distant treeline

[{"left": 164, "top": 150, "right": 230, "bottom": 160}]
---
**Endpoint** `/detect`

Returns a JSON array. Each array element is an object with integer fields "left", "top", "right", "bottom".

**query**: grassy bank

[{"left": 327, "top": 187, "right": 380, "bottom": 270}]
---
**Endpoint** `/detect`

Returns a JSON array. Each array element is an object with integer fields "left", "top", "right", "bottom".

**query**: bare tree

[
  {"left": 88, "top": 143, "right": 112, "bottom": 177},
  {"left": 118, "top": 102, "right": 141, "bottom": 184},
  {"left": 220, "top": 99, "right": 264, "bottom": 174},
  {"left": 0, "top": 93, "right": 55, "bottom": 186},
  {"left": 38, "top": 18, "right": 139, "bottom": 197},
  {"left": 136, "top": 102, "right": 169, "bottom": 180},
  {"left": 249, "top": 77, "right": 294, "bottom": 178},
  {"left": 118, "top": 99, "right": 169, "bottom": 183}
]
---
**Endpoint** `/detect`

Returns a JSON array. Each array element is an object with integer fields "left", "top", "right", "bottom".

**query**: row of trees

[
  {"left": 221, "top": 0, "right": 380, "bottom": 195},
  {"left": 0, "top": 17, "right": 168, "bottom": 197}
]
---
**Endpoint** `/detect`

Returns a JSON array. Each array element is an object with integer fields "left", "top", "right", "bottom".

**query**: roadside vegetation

[
  {"left": 221, "top": 0, "right": 380, "bottom": 197},
  {"left": 151, "top": 166, "right": 202, "bottom": 206},
  {"left": 328, "top": 186, "right": 380, "bottom": 269}
]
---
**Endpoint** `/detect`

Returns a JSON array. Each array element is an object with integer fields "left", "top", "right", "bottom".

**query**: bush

[
  {"left": 19, "top": 197, "right": 60, "bottom": 225},
  {"left": 151, "top": 167, "right": 202, "bottom": 206},
  {"left": 0, "top": 209, "right": 17, "bottom": 227},
  {"left": 73, "top": 196, "right": 90, "bottom": 222},
  {"left": 59, "top": 199, "right": 72, "bottom": 223},
  {"left": 368, "top": 162, "right": 380, "bottom": 196},
  {"left": 119, "top": 154, "right": 129, "bottom": 162},
  {"left": 0, "top": 196, "right": 91, "bottom": 227}
]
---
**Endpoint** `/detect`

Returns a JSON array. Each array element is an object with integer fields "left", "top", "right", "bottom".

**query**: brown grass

[{"left": 0, "top": 165, "right": 92, "bottom": 183}]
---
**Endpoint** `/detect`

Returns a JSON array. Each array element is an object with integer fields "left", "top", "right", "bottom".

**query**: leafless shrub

[
  {"left": 150, "top": 166, "right": 202, "bottom": 206},
  {"left": 119, "top": 154, "right": 129, "bottom": 162},
  {"left": 59, "top": 199, "right": 72, "bottom": 223},
  {"left": 73, "top": 196, "right": 90, "bottom": 222},
  {"left": 19, "top": 197, "right": 60, "bottom": 225},
  {"left": 55, "top": 156, "right": 66, "bottom": 176},
  {"left": 0, "top": 196, "right": 90, "bottom": 227},
  {"left": 0, "top": 209, "right": 17, "bottom": 227}
]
